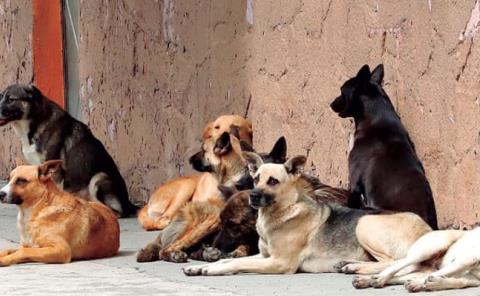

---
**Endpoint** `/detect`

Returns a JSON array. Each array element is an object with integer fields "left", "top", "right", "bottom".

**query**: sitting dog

[
  {"left": 0, "top": 160, "right": 119, "bottom": 266},
  {"left": 0, "top": 84, "right": 136, "bottom": 217},
  {"left": 137, "top": 136, "right": 287, "bottom": 263},
  {"left": 353, "top": 227, "right": 480, "bottom": 292},
  {"left": 330, "top": 64, "right": 438, "bottom": 229},
  {"left": 138, "top": 115, "right": 253, "bottom": 230},
  {"left": 183, "top": 154, "right": 431, "bottom": 276}
]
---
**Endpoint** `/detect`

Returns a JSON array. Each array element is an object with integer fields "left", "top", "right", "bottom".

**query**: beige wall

[
  {"left": 2, "top": 0, "right": 480, "bottom": 228},
  {"left": 0, "top": 0, "right": 32, "bottom": 178}
]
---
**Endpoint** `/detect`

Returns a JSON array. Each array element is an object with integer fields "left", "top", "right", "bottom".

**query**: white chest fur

[
  {"left": 17, "top": 207, "right": 34, "bottom": 247},
  {"left": 12, "top": 120, "right": 45, "bottom": 165}
]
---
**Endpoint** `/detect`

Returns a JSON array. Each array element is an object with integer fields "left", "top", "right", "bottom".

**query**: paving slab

[{"left": 0, "top": 204, "right": 478, "bottom": 296}]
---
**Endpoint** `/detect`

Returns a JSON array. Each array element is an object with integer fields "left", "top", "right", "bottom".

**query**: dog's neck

[{"left": 11, "top": 119, "right": 31, "bottom": 145}]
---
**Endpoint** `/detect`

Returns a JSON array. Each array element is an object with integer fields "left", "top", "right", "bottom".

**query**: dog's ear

[
  {"left": 25, "top": 84, "right": 42, "bottom": 100},
  {"left": 214, "top": 132, "right": 232, "bottom": 156},
  {"left": 218, "top": 185, "right": 237, "bottom": 200},
  {"left": 243, "top": 151, "right": 264, "bottom": 175},
  {"left": 229, "top": 125, "right": 240, "bottom": 139},
  {"left": 240, "top": 140, "right": 255, "bottom": 152},
  {"left": 269, "top": 136, "right": 287, "bottom": 163},
  {"left": 38, "top": 160, "right": 63, "bottom": 183},
  {"left": 356, "top": 65, "right": 371, "bottom": 83},
  {"left": 284, "top": 155, "right": 306, "bottom": 175},
  {"left": 370, "top": 64, "right": 384, "bottom": 85}
]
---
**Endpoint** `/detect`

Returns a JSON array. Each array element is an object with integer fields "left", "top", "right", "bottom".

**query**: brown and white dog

[
  {"left": 353, "top": 227, "right": 480, "bottom": 292},
  {"left": 0, "top": 160, "right": 119, "bottom": 266},
  {"left": 183, "top": 154, "right": 431, "bottom": 276},
  {"left": 138, "top": 115, "right": 252, "bottom": 231}
]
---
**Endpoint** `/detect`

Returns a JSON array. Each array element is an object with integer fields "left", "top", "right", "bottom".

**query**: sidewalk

[{"left": 0, "top": 204, "right": 477, "bottom": 296}]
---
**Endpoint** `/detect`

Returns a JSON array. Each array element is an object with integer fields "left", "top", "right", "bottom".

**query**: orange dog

[
  {"left": 0, "top": 160, "right": 119, "bottom": 266},
  {"left": 138, "top": 115, "right": 252, "bottom": 231}
]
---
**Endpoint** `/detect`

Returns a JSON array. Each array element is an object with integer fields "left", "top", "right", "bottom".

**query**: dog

[
  {"left": 0, "top": 160, "right": 119, "bottom": 266},
  {"left": 191, "top": 172, "right": 351, "bottom": 263},
  {"left": 330, "top": 64, "right": 438, "bottom": 229},
  {"left": 137, "top": 136, "right": 288, "bottom": 263},
  {"left": 138, "top": 115, "right": 253, "bottom": 230},
  {"left": 183, "top": 154, "right": 431, "bottom": 276},
  {"left": 353, "top": 227, "right": 480, "bottom": 292},
  {"left": 0, "top": 84, "right": 136, "bottom": 217}
]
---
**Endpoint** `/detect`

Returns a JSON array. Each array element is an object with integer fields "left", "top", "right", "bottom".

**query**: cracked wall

[
  {"left": 1, "top": 1, "right": 479, "bottom": 228},
  {"left": 0, "top": 0, "right": 32, "bottom": 177}
]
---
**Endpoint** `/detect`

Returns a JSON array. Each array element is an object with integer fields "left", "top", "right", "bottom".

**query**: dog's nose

[
  {"left": 250, "top": 190, "right": 262, "bottom": 203},
  {"left": 0, "top": 191, "right": 6, "bottom": 201}
]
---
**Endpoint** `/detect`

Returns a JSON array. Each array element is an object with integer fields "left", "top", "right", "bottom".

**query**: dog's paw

[
  {"left": 202, "top": 247, "right": 222, "bottom": 262},
  {"left": 227, "top": 245, "right": 249, "bottom": 258},
  {"left": 333, "top": 261, "right": 351, "bottom": 273},
  {"left": 161, "top": 250, "right": 189, "bottom": 263},
  {"left": 136, "top": 245, "right": 160, "bottom": 263},
  {"left": 156, "top": 216, "right": 171, "bottom": 230},
  {"left": 404, "top": 279, "right": 426, "bottom": 293},
  {"left": 340, "top": 263, "right": 361, "bottom": 274},
  {"left": 183, "top": 265, "right": 206, "bottom": 276},
  {"left": 352, "top": 275, "right": 376, "bottom": 289}
]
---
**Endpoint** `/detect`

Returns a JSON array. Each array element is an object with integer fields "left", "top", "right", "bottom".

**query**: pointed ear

[
  {"left": 240, "top": 140, "right": 255, "bottom": 152},
  {"left": 269, "top": 136, "right": 287, "bottom": 163},
  {"left": 218, "top": 185, "right": 237, "bottom": 200},
  {"left": 356, "top": 65, "right": 371, "bottom": 83},
  {"left": 26, "top": 84, "right": 42, "bottom": 100},
  {"left": 243, "top": 151, "right": 264, "bottom": 175},
  {"left": 284, "top": 155, "right": 306, "bottom": 175},
  {"left": 229, "top": 125, "right": 240, "bottom": 139},
  {"left": 370, "top": 64, "right": 384, "bottom": 85},
  {"left": 38, "top": 160, "right": 63, "bottom": 183},
  {"left": 214, "top": 132, "right": 231, "bottom": 155}
]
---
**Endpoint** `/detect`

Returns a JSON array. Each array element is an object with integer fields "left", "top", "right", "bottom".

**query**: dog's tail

[{"left": 89, "top": 172, "right": 138, "bottom": 217}]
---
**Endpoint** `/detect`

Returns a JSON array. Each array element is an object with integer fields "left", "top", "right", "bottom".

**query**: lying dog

[
  {"left": 183, "top": 154, "right": 431, "bottom": 276},
  {"left": 192, "top": 172, "right": 351, "bottom": 263},
  {"left": 0, "top": 160, "right": 119, "bottom": 265},
  {"left": 0, "top": 84, "right": 136, "bottom": 217},
  {"left": 137, "top": 137, "right": 287, "bottom": 263},
  {"left": 138, "top": 115, "right": 253, "bottom": 230},
  {"left": 353, "top": 227, "right": 480, "bottom": 292},
  {"left": 330, "top": 64, "right": 438, "bottom": 229}
]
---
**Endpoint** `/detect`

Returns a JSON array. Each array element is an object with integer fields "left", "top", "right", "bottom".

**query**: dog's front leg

[
  {"left": 0, "top": 249, "right": 17, "bottom": 258},
  {"left": 0, "top": 241, "right": 71, "bottom": 266},
  {"left": 184, "top": 256, "right": 295, "bottom": 276}
]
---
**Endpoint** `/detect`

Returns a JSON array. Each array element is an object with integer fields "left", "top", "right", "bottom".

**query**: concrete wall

[
  {"left": 0, "top": 0, "right": 32, "bottom": 176},
  {"left": 2, "top": 0, "right": 480, "bottom": 228}
]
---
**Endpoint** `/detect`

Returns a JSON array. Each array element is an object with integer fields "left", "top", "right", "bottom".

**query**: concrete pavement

[{"left": 0, "top": 204, "right": 478, "bottom": 296}]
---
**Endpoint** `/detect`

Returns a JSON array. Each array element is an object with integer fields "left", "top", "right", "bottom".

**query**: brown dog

[
  {"left": 0, "top": 160, "right": 119, "bottom": 266},
  {"left": 137, "top": 132, "right": 251, "bottom": 263},
  {"left": 138, "top": 115, "right": 252, "bottom": 231}
]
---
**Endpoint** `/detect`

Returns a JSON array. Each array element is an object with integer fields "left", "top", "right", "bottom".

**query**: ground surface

[{"left": 0, "top": 205, "right": 478, "bottom": 296}]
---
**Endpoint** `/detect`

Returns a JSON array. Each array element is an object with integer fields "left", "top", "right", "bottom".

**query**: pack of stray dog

[{"left": 0, "top": 64, "right": 478, "bottom": 293}]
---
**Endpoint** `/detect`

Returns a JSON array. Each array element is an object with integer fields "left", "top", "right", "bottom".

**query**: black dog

[
  {"left": 330, "top": 64, "right": 438, "bottom": 229},
  {"left": 0, "top": 84, "right": 137, "bottom": 217}
]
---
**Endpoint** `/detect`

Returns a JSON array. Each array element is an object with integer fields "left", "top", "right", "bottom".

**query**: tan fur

[
  {"left": 138, "top": 115, "right": 251, "bottom": 231},
  {"left": 0, "top": 162, "right": 119, "bottom": 266},
  {"left": 183, "top": 156, "right": 430, "bottom": 276}
]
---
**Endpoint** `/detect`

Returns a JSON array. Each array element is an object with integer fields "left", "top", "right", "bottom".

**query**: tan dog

[
  {"left": 137, "top": 133, "right": 251, "bottom": 263},
  {"left": 0, "top": 160, "right": 119, "bottom": 266},
  {"left": 138, "top": 115, "right": 252, "bottom": 230},
  {"left": 183, "top": 154, "right": 431, "bottom": 276},
  {"left": 353, "top": 227, "right": 480, "bottom": 292}
]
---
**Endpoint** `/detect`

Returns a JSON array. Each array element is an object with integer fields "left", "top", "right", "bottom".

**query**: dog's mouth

[
  {"left": 0, "top": 118, "right": 12, "bottom": 126},
  {"left": 249, "top": 193, "right": 274, "bottom": 209}
]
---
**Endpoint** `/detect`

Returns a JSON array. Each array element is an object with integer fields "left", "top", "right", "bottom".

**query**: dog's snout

[{"left": 0, "top": 191, "right": 6, "bottom": 201}]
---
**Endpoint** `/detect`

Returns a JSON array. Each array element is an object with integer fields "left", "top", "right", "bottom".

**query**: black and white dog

[
  {"left": 0, "top": 84, "right": 137, "bottom": 217},
  {"left": 330, "top": 64, "right": 438, "bottom": 229}
]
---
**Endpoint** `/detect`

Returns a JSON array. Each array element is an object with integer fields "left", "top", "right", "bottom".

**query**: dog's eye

[
  {"left": 15, "top": 178, "right": 28, "bottom": 186},
  {"left": 267, "top": 177, "right": 279, "bottom": 186},
  {"left": 214, "top": 125, "right": 220, "bottom": 129},
  {"left": 254, "top": 175, "right": 259, "bottom": 184}
]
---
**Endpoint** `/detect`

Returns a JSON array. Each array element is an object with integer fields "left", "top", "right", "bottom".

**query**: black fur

[
  {"left": 330, "top": 65, "right": 438, "bottom": 229},
  {"left": 0, "top": 84, "right": 137, "bottom": 217}
]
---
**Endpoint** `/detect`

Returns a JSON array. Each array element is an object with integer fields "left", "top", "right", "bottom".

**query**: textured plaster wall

[
  {"left": 76, "top": 0, "right": 480, "bottom": 228},
  {"left": 0, "top": 0, "right": 32, "bottom": 178},
  {"left": 1, "top": 0, "right": 480, "bottom": 228}
]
